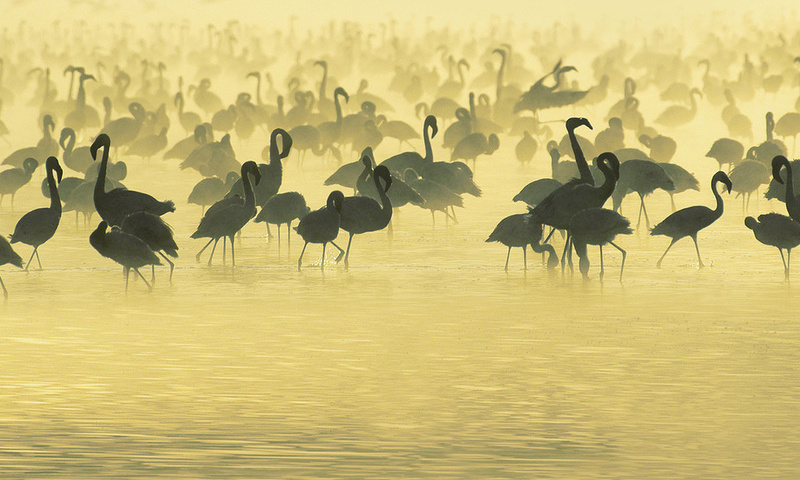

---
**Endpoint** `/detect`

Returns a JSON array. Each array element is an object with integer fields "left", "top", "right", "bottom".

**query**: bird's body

[
  {"left": 121, "top": 211, "right": 178, "bottom": 282},
  {"left": 254, "top": 191, "right": 310, "bottom": 247},
  {"left": 651, "top": 171, "right": 732, "bottom": 268},
  {"left": 339, "top": 165, "right": 393, "bottom": 266},
  {"left": 772, "top": 155, "right": 800, "bottom": 222},
  {"left": 10, "top": 157, "right": 63, "bottom": 270},
  {"left": 0, "top": 157, "right": 39, "bottom": 207},
  {"left": 90, "top": 221, "right": 161, "bottom": 292},
  {"left": 91, "top": 134, "right": 175, "bottom": 226},
  {"left": 295, "top": 190, "right": 345, "bottom": 270},
  {"left": 191, "top": 161, "right": 261, "bottom": 266},
  {"left": 745, "top": 213, "right": 800, "bottom": 279},
  {"left": 486, "top": 213, "right": 558, "bottom": 270},
  {"left": 569, "top": 207, "right": 632, "bottom": 281}
]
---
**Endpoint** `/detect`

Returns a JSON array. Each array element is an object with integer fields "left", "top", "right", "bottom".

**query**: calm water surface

[{"left": 1, "top": 81, "right": 799, "bottom": 479}]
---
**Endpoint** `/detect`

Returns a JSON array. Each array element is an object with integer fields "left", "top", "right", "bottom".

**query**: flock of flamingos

[{"left": 1, "top": 19, "right": 800, "bottom": 295}]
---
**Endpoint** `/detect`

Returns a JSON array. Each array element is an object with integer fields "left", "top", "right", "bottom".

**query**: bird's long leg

[
  {"left": 779, "top": 248, "right": 788, "bottom": 278},
  {"left": 207, "top": 238, "right": 220, "bottom": 266},
  {"left": 560, "top": 233, "right": 570, "bottom": 270},
  {"left": 331, "top": 241, "right": 345, "bottom": 262},
  {"left": 599, "top": 245, "right": 605, "bottom": 280},
  {"left": 636, "top": 199, "right": 644, "bottom": 229},
  {"left": 24, "top": 247, "right": 38, "bottom": 271},
  {"left": 266, "top": 223, "right": 272, "bottom": 238},
  {"left": 504, "top": 246, "right": 511, "bottom": 271},
  {"left": 321, "top": 242, "right": 327, "bottom": 271},
  {"left": 158, "top": 252, "right": 175, "bottom": 283},
  {"left": 640, "top": 195, "right": 651, "bottom": 230},
  {"left": 230, "top": 235, "right": 236, "bottom": 267},
  {"left": 222, "top": 236, "right": 227, "bottom": 265},
  {"left": 450, "top": 206, "right": 458, "bottom": 224},
  {"left": 195, "top": 238, "right": 214, "bottom": 262},
  {"left": 124, "top": 267, "right": 130, "bottom": 292},
  {"left": 0, "top": 276, "right": 7, "bottom": 299},
  {"left": 151, "top": 264, "right": 155, "bottom": 283},
  {"left": 657, "top": 238, "right": 678, "bottom": 268},
  {"left": 610, "top": 241, "right": 627, "bottom": 282},
  {"left": 670, "top": 193, "right": 676, "bottom": 212},
  {"left": 691, "top": 234, "right": 704, "bottom": 268},
  {"left": 297, "top": 242, "right": 308, "bottom": 271},
  {"left": 431, "top": 210, "right": 436, "bottom": 227},
  {"left": 523, "top": 245, "right": 527, "bottom": 271},
  {"left": 343, "top": 233, "right": 354, "bottom": 266},
  {"left": 276, "top": 224, "right": 281, "bottom": 249},
  {"left": 133, "top": 268, "right": 153, "bottom": 292},
  {"left": 788, "top": 248, "right": 793, "bottom": 280}
]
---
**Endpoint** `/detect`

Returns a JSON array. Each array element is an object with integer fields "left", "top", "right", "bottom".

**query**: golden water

[{"left": 1, "top": 2, "right": 800, "bottom": 477}]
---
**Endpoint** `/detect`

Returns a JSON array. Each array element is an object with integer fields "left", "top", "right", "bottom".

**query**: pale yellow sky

[{"left": 6, "top": 0, "right": 799, "bottom": 29}]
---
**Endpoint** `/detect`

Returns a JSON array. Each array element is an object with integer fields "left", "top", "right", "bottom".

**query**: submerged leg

[
  {"left": 24, "top": 246, "right": 38, "bottom": 271},
  {"left": 158, "top": 252, "right": 175, "bottom": 283},
  {"left": 297, "top": 242, "right": 308, "bottom": 271},
  {"left": 35, "top": 249, "right": 42, "bottom": 270},
  {"left": 133, "top": 268, "right": 153, "bottom": 292},
  {"left": 343, "top": 233, "right": 354, "bottom": 266},
  {"left": 331, "top": 241, "right": 345, "bottom": 262},
  {"left": 504, "top": 246, "right": 511, "bottom": 271},
  {"left": 1, "top": 275, "right": 8, "bottom": 299},
  {"left": 610, "top": 241, "right": 627, "bottom": 282},
  {"left": 124, "top": 267, "right": 130, "bottom": 292},
  {"left": 523, "top": 245, "right": 527, "bottom": 270},
  {"left": 321, "top": 242, "right": 327, "bottom": 271},
  {"left": 230, "top": 235, "right": 236, "bottom": 267},
  {"left": 599, "top": 244, "right": 605, "bottom": 280},
  {"left": 691, "top": 234, "right": 704, "bottom": 268},
  {"left": 207, "top": 238, "right": 220, "bottom": 266},
  {"left": 641, "top": 196, "right": 651, "bottom": 230},
  {"left": 657, "top": 238, "right": 678, "bottom": 268},
  {"left": 196, "top": 238, "right": 214, "bottom": 262}
]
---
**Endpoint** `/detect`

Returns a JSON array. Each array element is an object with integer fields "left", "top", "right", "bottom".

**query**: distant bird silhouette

[
  {"left": 486, "top": 213, "right": 558, "bottom": 271},
  {"left": 651, "top": 171, "right": 732, "bottom": 268},
  {"left": 99, "top": 102, "right": 145, "bottom": 148},
  {"left": 91, "top": 133, "right": 175, "bottom": 226},
  {"left": 403, "top": 168, "right": 463, "bottom": 225},
  {"left": 729, "top": 160, "right": 770, "bottom": 212},
  {"left": 254, "top": 191, "right": 310, "bottom": 248},
  {"left": 513, "top": 146, "right": 565, "bottom": 206},
  {"left": 515, "top": 131, "right": 538, "bottom": 166},
  {"left": 191, "top": 161, "right": 261, "bottom": 266},
  {"left": 59, "top": 127, "right": 94, "bottom": 173},
  {"left": 295, "top": 190, "right": 345, "bottom": 271},
  {"left": 658, "top": 162, "right": 700, "bottom": 211},
  {"left": 120, "top": 211, "right": 178, "bottom": 282},
  {"left": 594, "top": 117, "right": 624, "bottom": 153},
  {"left": 772, "top": 155, "right": 800, "bottom": 222},
  {"left": 569, "top": 207, "right": 632, "bottom": 281},
  {"left": 655, "top": 88, "right": 701, "bottom": 127},
  {"left": 611, "top": 159, "right": 675, "bottom": 229},
  {"left": 0, "top": 235, "right": 22, "bottom": 298},
  {"left": 126, "top": 126, "right": 168, "bottom": 160},
  {"left": 188, "top": 171, "right": 240, "bottom": 216},
  {"left": 90, "top": 221, "right": 161, "bottom": 292},
  {"left": 639, "top": 133, "right": 677, "bottom": 163},
  {"left": 0, "top": 157, "right": 38, "bottom": 208},
  {"left": 2, "top": 115, "right": 57, "bottom": 168},
  {"left": 10, "top": 157, "right": 62, "bottom": 270},
  {"left": 706, "top": 137, "right": 744, "bottom": 171},
  {"left": 744, "top": 213, "right": 800, "bottom": 279},
  {"left": 356, "top": 148, "right": 424, "bottom": 210}
]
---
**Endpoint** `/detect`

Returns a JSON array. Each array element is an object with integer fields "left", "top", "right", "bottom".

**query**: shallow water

[{"left": 1, "top": 13, "right": 800, "bottom": 477}]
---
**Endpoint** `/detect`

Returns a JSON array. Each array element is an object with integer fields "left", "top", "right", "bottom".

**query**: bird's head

[
  {"left": 772, "top": 155, "right": 790, "bottom": 184},
  {"left": 91, "top": 134, "right": 111, "bottom": 160}
]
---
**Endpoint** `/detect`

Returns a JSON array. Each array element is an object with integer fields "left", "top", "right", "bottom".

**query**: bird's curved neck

[
  {"left": 596, "top": 162, "right": 616, "bottom": 200},
  {"left": 550, "top": 151, "right": 559, "bottom": 177},
  {"left": 334, "top": 92, "right": 343, "bottom": 125},
  {"left": 375, "top": 174, "right": 392, "bottom": 218},
  {"left": 64, "top": 131, "right": 75, "bottom": 153},
  {"left": 243, "top": 170, "right": 256, "bottom": 212},
  {"left": 496, "top": 54, "right": 506, "bottom": 101},
  {"left": 319, "top": 64, "right": 328, "bottom": 100},
  {"left": 423, "top": 122, "right": 434, "bottom": 163},
  {"left": 94, "top": 145, "right": 109, "bottom": 199},
  {"left": 47, "top": 167, "right": 61, "bottom": 214},
  {"left": 784, "top": 163, "right": 795, "bottom": 204},
  {"left": 569, "top": 125, "right": 593, "bottom": 185},
  {"left": 712, "top": 179, "right": 725, "bottom": 217}
]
